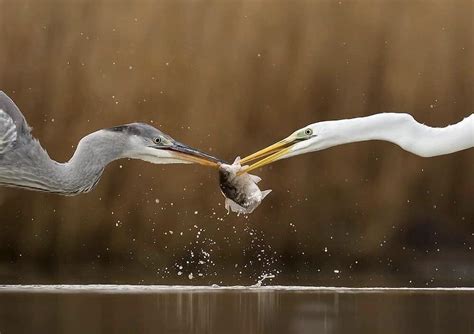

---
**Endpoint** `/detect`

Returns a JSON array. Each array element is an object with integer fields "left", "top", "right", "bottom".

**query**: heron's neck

[
  {"left": 6, "top": 131, "right": 122, "bottom": 195},
  {"left": 320, "top": 113, "right": 474, "bottom": 157}
]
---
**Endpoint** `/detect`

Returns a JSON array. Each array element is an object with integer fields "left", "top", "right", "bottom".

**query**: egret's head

[
  {"left": 239, "top": 124, "right": 321, "bottom": 174},
  {"left": 106, "top": 123, "right": 222, "bottom": 167}
]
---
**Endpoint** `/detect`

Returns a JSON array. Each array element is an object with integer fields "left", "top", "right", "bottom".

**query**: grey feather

[
  {"left": 0, "top": 110, "right": 17, "bottom": 154},
  {"left": 0, "top": 91, "right": 33, "bottom": 144}
]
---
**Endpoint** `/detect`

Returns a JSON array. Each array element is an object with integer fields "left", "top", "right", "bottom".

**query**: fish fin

[
  {"left": 261, "top": 189, "right": 272, "bottom": 199},
  {"left": 224, "top": 198, "right": 231, "bottom": 214},
  {"left": 249, "top": 174, "right": 262, "bottom": 184},
  {"left": 226, "top": 198, "right": 249, "bottom": 215}
]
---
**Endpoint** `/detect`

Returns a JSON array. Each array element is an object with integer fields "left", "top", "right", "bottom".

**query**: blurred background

[{"left": 0, "top": 0, "right": 472, "bottom": 287}]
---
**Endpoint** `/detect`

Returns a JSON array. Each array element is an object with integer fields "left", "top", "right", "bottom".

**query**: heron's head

[
  {"left": 239, "top": 123, "right": 323, "bottom": 174},
  {"left": 105, "top": 123, "right": 223, "bottom": 167}
]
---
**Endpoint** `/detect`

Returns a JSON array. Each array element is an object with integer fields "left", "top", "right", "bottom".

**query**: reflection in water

[{"left": 0, "top": 286, "right": 473, "bottom": 334}]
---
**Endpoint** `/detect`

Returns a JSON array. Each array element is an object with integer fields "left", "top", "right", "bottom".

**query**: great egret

[
  {"left": 0, "top": 91, "right": 222, "bottom": 195},
  {"left": 240, "top": 113, "right": 474, "bottom": 174}
]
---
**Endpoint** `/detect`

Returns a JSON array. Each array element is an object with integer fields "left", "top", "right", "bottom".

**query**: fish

[{"left": 219, "top": 157, "right": 271, "bottom": 215}]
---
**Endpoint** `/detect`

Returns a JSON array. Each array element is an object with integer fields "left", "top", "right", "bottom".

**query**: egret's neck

[{"left": 318, "top": 113, "right": 474, "bottom": 157}]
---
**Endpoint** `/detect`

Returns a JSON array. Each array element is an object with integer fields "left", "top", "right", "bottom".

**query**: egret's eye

[
  {"left": 304, "top": 128, "right": 313, "bottom": 136},
  {"left": 153, "top": 137, "right": 162, "bottom": 145}
]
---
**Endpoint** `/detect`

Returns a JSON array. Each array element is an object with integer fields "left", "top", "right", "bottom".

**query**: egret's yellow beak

[{"left": 238, "top": 136, "right": 298, "bottom": 175}]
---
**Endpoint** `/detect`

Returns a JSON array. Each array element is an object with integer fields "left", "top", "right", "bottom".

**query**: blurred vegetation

[{"left": 0, "top": 0, "right": 472, "bottom": 286}]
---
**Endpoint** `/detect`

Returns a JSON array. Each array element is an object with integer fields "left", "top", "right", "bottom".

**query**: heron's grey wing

[
  {"left": 0, "top": 91, "right": 33, "bottom": 148},
  {"left": 0, "top": 109, "right": 17, "bottom": 154}
]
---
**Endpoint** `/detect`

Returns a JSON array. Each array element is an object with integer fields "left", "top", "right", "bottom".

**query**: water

[{"left": 1, "top": 285, "right": 473, "bottom": 334}]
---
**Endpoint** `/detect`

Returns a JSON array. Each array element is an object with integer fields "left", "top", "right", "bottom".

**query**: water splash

[{"left": 251, "top": 273, "right": 276, "bottom": 288}]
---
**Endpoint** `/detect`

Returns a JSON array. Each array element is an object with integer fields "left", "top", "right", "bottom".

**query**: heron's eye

[
  {"left": 153, "top": 137, "right": 163, "bottom": 145},
  {"left": 304, "top": 128, "right": 313, "bottom": 136}
]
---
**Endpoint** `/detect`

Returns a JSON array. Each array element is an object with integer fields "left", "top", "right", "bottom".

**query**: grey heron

[
  {"left": 240, "top": 113, "right": 474, "bottom": 173},
  {"left": 0, "top": 91, "right": 222, "bottom": 195}
]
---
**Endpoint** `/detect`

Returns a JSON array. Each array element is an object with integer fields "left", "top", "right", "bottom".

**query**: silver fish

[{"left": 219, "top": 157, "right": 271, "bottom": 215}]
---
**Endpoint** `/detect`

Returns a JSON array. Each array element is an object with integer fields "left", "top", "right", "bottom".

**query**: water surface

[{"left": 0, "top": 285, "right": 473, "bottom": 333}]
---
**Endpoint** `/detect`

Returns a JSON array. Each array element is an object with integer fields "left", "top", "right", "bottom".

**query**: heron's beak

[
  {"left": 238, "top": 136, "right": 299, "bottom": 175},
  {"left": 167, "top": 141, "right": 224, "bottom": 167}
]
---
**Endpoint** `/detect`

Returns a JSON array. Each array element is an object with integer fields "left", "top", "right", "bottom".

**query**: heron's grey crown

[{"left": 106, "top": 123, "right": 165, "bottom": 140}]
